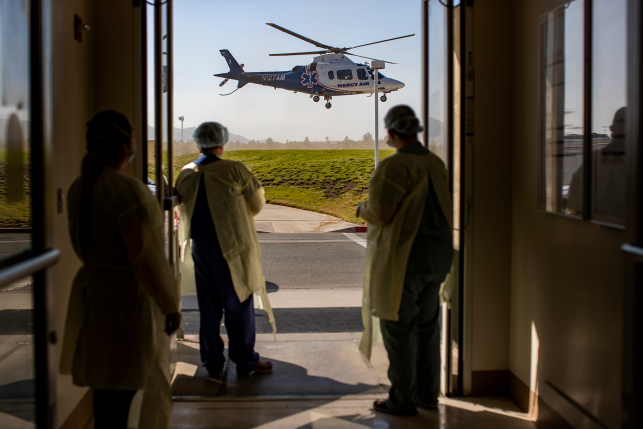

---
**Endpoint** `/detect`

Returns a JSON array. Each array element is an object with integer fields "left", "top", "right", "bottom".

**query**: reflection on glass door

[
  {"left": 591, "top": 0, "right": 627, "bottom": 225},
  {"left": 427, "top": 0, "right": 463, "bottom": 396},
  {"left": 428, "top": 0, "right": 448, "bottom": 164},
  {"left": 0, "top": 0, "right": 32, "bottom": 259},
  {"left": 0, "top": 0, "right": 38, "bottom": 425},
  {"left": 540, "top": 1, "right": 585, "bottom": 216}
]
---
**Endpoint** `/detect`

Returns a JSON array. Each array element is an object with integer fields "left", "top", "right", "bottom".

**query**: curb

[{"left": 354, "top": 226, "right": 367, "bottom": 233}]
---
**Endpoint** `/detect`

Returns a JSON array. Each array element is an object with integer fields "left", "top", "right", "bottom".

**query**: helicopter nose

[{"left": 383, "top": 78, "right": 404, "bottom": 90}]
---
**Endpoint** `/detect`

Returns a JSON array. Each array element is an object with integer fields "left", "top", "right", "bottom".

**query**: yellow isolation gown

[
  {"left": 61, "top": 166, "right": 179, "bottom": 428},
  {"left": 358, "top": 150, "right": 453, "bottom": 359},
  {"left": 175, "top": 158, "right": 275, "bottom": 335}
]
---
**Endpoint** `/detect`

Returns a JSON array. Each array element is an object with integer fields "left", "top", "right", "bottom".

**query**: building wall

[
  {"left": 510, "top": 0, "right": 625, "bottom": 427},
  {"left": 468, "top": 0, "right": 514, "bottom": 377},
  {"left": 49, "top": 1, "right": 145, "bottom": 425},
  {"left": 50, "top": 0, "right": 95, "bottom": 425}
]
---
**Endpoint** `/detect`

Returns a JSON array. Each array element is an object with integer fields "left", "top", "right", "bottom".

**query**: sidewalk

[{"left": 254, "top": 204, "right": 358, "bottom": 233}]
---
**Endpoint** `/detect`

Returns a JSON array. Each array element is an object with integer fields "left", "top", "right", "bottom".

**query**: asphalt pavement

[{"left": 259, "top": 233, "right": 366, "bottom": 289}]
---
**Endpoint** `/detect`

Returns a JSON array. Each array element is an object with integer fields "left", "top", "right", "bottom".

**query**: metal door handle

[
  {"left": 622, "top": 243, "right": 643, "bottom": 263},
  {"left": 0, "top": 249, "right": 60, "bottom": 290}
]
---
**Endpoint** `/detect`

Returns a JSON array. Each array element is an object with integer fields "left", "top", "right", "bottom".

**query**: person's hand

[
  {"left": 356, "top": 202, "right": 363, "bottom": 218},
  {"left": 165, "top": 311, "right": 182, "bottom": 335}
]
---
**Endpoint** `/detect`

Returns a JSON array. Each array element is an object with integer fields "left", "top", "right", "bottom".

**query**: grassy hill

[{"left": 171, "top": 149, "right": 395, "bottom": 224}]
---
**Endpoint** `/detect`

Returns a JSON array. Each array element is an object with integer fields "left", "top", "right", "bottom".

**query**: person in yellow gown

[
  {"left": 61, "top": 110, "right": 181, "bottom": 429},
  {"left": 358, "top": 105, "right": 453, "bottom": 416},
  {"left": 175, "top": 122, "right": 274, "bottom": 380}
]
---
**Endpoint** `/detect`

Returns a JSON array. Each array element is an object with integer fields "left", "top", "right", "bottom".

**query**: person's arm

[
  {"left": 240, "top": 164, "right": 265, "bottom": 215},
  {"left": 247, "top": 187, "right": 266, "bottom": 215},
  {"left": 357, "top": 163, "right": 407, "bottom": 226},
  {"left": 117, "top": 191, "right": 179, "bottom": 318}
]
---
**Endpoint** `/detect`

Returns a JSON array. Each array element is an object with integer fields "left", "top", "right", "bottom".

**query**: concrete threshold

[{"left": 173, "top": 393, "right": 388, "bottom": 403}]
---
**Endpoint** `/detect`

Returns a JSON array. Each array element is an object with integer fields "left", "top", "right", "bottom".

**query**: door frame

[
  {"left": 0, "top": 0, "right": 59, "bottom": 427},
  {"left": 621, "top": 0, "right": 643, "bottom": 427}
]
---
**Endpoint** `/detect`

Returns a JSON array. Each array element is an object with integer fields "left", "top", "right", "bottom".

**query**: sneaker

[
  {"left": 418, "top": 400, "right": 439, "bottom": 410},
  {"left": 238, "top": 359, "right": 273, "bottom": 376},
  {"left": 373, "top": 399, "right": 418, "bottom": 416}
]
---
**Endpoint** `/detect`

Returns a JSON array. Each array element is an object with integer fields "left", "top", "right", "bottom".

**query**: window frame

[
  {"left": 537, "top": 0, "right": 627, "bottom": 229},
  {"left": 357, "top": 68, "right": 368, "bottom": 80},
  {"left": 337, "top": 69, "right": 353, "bottom": 80},
  {"left": 328, "top": 70, "right": 334, "bottom": 80}
]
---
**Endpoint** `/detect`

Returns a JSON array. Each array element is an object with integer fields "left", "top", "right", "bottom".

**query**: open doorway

[{"left": 143, "top": 0, "right": 464, "bottom": 424}]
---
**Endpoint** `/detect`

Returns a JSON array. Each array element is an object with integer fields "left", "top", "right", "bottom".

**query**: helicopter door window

[
  {"left": 337, "top": 69, "right": 353, "bottom": 80},
  {"left": 357, "top": 69, "right": 368, "bottom": 80},
  {"left": 328, "top": 71, "right": 334, "bottom": 80}
]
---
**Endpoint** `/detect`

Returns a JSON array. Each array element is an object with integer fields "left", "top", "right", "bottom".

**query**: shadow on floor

[
  {"left": 181, "top": 307, "right": 363, "bottom": 335},
  {"left": 172, "top": 340, "right": 387, "bottom": 398},
  {"left": 0, "top": 380, "right": 33, "bottom": 400},
  {"left": 0, "top": 402, "right": 35, "bottom": 425}
]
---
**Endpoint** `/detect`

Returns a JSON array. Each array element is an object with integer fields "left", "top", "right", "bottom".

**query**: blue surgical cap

[{"left": 193, "top": 122, "right": 229, "bottom": 148}]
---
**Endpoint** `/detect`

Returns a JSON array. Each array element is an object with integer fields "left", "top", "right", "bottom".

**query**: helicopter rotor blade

[
  {"left": 345, "top": 34, "right": 415, "bottom": 51},
  {"left": 269, "top": 51, "right": 328, "bottom": 57},
  {"left": 266, "top": 23, "right": 335, "bottom": 50},
  {"left": 345, "top": 53, "right": 397, "bottom": 65}
]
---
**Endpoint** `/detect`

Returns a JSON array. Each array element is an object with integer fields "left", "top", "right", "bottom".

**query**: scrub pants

[
  {"left": 192, "top": 238, "right": 259, "bottom": 375},
  {"left": 380, "top": 273, "right": 445, "bottom": 411}
]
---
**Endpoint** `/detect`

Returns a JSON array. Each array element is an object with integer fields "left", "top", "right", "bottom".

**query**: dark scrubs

[
  {"left": 190, "top": 152, "right": 259, "bottom": 376},
  {"left": 379, "top": 142, "right": 452, "bottom": 411}
]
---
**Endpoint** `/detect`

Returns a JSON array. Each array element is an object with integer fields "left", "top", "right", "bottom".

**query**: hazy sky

[{"left": 151, "top": 0, "right": 422, "bottom": 142}]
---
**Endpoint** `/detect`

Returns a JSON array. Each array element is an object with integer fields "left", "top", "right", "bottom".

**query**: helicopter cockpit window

[
  {"left": 292, "top": 66, "right": 302, "bottom": 72},
  {"left": 357, "top": 69, "right": 368, "bottom": 80},
  {"left": 337, "top": 69, "right": 353, "bottom": 80},
  {"left": 368, "top": 70, "right": 385, "bottom": 80},
  {"left": 328, "top": 71, "right": 334, "bottom": 80}
]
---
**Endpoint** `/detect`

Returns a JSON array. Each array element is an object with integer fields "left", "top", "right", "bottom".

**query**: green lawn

[
  {"left": 170, "top": 149, "right": 395, "bottom": 224},
  {"left": 1, "top": 148, "right": 396, "bottom": 228},
  {"left": 0, "top": 150, "right": 32, "bottom": 228}
]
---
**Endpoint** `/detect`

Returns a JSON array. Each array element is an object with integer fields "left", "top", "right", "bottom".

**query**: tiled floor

[
  {"left": 171, "top": 398, "right": 538, "bottom": 428},
  {"left": 170, "top": 333, "right": 537, "bottom": 429}
]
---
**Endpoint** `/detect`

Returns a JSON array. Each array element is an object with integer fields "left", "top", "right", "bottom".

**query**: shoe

[
  {"left": 253, "top": 359, "right": 273, "bottom": 374},
  {"left": 206, "top": 370, "right": 224, "bottom": 382},
  {"left": 373, "top": 399, "right": 418, "bottom": 416},
  {"left": 418, "top": 400, "right": 439, "bottom": 410},
  {"left": 238, "top": 359, "right": 273, "bottom": 376}
]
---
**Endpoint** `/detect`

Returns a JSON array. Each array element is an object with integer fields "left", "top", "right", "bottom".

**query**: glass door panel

[
  {"left": 0, "top": 0, "right": 32, "bottom": 261},
  {"left": 591, "top": 0, "right": 628, "bottom": 225},
  {"left": 0, "top": 276, "right": 35, "bottom": 425}
]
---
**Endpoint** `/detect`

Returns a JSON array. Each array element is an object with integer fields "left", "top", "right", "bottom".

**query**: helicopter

[{"left": 214, "top": 23, "right": 412, "bottom": 109}]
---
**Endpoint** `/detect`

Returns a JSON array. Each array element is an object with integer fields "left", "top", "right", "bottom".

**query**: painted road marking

[{"left": 342, "top": 233, "right": 367, "bottom": 248}]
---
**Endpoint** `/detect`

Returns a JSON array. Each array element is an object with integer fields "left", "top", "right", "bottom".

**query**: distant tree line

[{"left": 167, "top": 131, "right": 445, "bottom": 156}]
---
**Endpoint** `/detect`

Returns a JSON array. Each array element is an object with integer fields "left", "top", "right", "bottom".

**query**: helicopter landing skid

[{"left": 220, "top": 88, "right": 241, "bottom": 96}]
